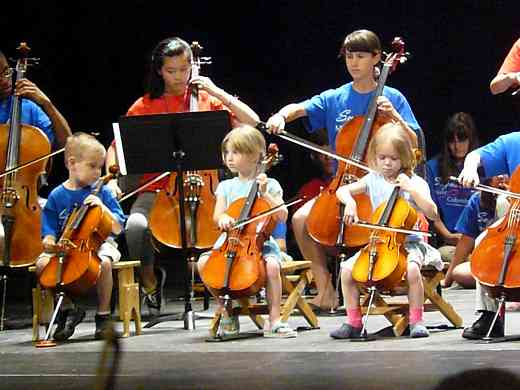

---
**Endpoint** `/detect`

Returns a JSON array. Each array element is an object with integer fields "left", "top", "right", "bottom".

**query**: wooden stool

[
  {"left": 112, "top": 260, "right": 142, "bottom": 338},
  {"left": 30, "top": 260, "right": 142, "bottom": 340},
  {"left": 209, "top": 260, "right": 319, "bottom": 338},
  {"left": 360, "top": 263, "right": 463, "bottom": 336}
]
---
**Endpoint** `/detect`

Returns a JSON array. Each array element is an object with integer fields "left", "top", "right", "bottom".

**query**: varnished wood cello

[
  {"left": 148, "top": 41, "right": 220, "bottom": 250},
  {"left": 306, "top": 37, "right": 409, "bottom": 248},
  {"left": 0, "top": 42, "right": 51, "bottom": 267}
]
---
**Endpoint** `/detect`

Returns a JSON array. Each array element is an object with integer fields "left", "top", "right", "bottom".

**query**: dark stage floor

[{"left": 1, "top": 287, "right": 520, "bottom": 389}]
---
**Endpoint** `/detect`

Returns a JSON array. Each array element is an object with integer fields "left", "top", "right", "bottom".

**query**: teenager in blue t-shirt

[
  {"left": 459, "top": 131, "right": 520, "bottom": 339},
  {"left": 425, "top": 112, "right": 479, "bottom": 262},
  {"left": 265, "top": 29, "right": 421, "bottom": 311},
  {"left": 0, "top": 49, "right": 71, "bottom": 148}
]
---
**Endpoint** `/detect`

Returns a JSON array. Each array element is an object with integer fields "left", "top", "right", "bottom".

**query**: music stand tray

[{"left": 113, "top": 110, "right": 231, "bottom": 329}]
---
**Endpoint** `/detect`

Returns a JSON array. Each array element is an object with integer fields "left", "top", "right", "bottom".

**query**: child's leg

[
  {"left": 341, "top": 262, "right": 362, "bottom": 328},
  {"left": 407, "top": 261, "right": 429, "bottom": 338},
  {"left": 197, "top": 253, "right": 225, "bottom": 313},
  {"left": 264, "top": 256, "right": 282, "bottom": 325},
  {"left": 330, "top": 259, "right": 363, "bottom": 339},
  {"left": 96, "top": 258, "right": 113, "bottom": 314},
  {"left": 292, "top": 199, "right": 336, "bottom": 309},
  {"left": 407, "top": 261, "right": 423, "bottom": 319}
]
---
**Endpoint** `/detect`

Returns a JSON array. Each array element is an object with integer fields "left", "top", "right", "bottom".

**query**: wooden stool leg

[
  {"left": 117, "top": 267, "right": 142, "bottom": 337},
  {"left": 423, "top": 272, "right": 463, "bottom": 327},
  {"left": 281, "top": 269, "right": 318, "bottom": 328},
  {"left": 32, "top": 287, "right": 40, "bottom": 342}
]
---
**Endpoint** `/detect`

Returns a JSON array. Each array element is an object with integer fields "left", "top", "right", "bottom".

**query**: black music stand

[{"left": 114, "top": 110, "right": 231, "bottom": 330}]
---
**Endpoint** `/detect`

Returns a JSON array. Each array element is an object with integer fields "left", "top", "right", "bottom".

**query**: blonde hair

[
  {"left": 221, "top": 125, "right": 266, "bottom": 162},
  {"left": 366, "top": 123, "right": 416, "bottom": 176},
  {"left": 64, "top": 132, "right": 106, "bottom": 168}
]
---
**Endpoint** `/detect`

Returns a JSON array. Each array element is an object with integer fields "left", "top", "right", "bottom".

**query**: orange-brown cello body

[
  {"left": 0, "top": 43, "right": 51, "bottom": 267},
  {"left": 352, "top": 190, "right": 417, "bottom": 291},
  {"left": 149, "top": 169, "right": 220, "bottom": 249},
  {"left": 306, "top": 116, "right": 388, "bottom": 247},
  {"left": 199, "top": 196, "right": 274, "bottom": 298},
  {"left": 471, "top": 166, "right": 520, "bottom": 300},
  {"left": 0, "top": 124, "right": 50, "bottom": 267},
  {"left": 39, "top": 171, "right": 118, "bottom": 296}
]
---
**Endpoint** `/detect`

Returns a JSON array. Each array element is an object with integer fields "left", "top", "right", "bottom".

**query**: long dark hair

[
  {"left": 438, "top": 112, "right": 479, "bottom": 183},
  {"left": 145, "top": 37, "right": 192, "bottom": 99}
]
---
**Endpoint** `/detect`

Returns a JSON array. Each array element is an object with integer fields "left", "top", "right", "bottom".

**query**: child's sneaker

[
  {"left": 410, "top": 322, "right": 430, "bottom": 338},
  {"left": 330, "top": 323, "right": 362, "bottom": 339},
  {"left": 264, "top": 321, "right": 297, "bottom": 338},
  {"left": 53, "top": 307, "right": 86, "bottom": 341}
]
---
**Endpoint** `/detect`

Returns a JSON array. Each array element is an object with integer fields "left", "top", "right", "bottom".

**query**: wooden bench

[
  {"left": 360, "top": 263, "right": 463, "bottom": 336},
  {"left": 30, "top": 260, "right": 142, "bottom": 341},
  {"left": 209, "top": 260, "right": 319, "bottom": 338}
]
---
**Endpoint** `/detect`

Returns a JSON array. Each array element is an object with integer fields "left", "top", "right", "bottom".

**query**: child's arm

[
  {"left": 257, "top": 174, "right": 287, "bottom": 223},
  {"left": 42, "top": 235, "right": 57, "bottom": 253},
  {"left": 83, "top": 195, "right": 122, "bottom": 235},
  {"left": 335, "top": 178, "right": 368, "bottom": 225},
  {"left": 265, "top": 103, "right": 307, "bottom": 134},
  {"left": 213, "top": 194, "right": 235, "bottom": 230},
  {"left": 396, "top": 174, "right": 439, "bottom": 221}
]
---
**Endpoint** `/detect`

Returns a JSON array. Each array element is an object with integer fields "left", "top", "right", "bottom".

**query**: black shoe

[
  {"left": 143, "top": 267, "right": 166, "bottom": 316},
  {"left": 94, "top": 314, "right": 112, "bottom": 340},
  {"left": 53, "top": 307, "right": 86, "bottom": 341},
  {"left": 330, "top": 323, "right": 362, "bottom": 339},
  {"left": 462, "top": 311, "right": 505, "bottom": 340}
]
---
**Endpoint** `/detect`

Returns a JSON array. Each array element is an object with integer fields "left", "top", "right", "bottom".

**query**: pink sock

[
  {"left": 409, "top": 307, "right": 423, "bottom": 324},
  {"left": 346, "top": 308, "right": 362, "bottom": 328}
]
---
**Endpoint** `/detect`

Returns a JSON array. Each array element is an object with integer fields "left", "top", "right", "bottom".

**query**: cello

[
  {"left": 199, "top": 145, "right": 281, "bottom": 298},
  {"left": 149, "top": 41, "right": 220, "bottom": 250},
  {"left": 0, "top": 42, "right": 51, "bottom": 267},
  {"left": 306, "top": 37, "right": 409, "bottom": 248},
  {"left": 39, "top": 167, "right": 119, "bottom": 296},
  {"left": 471, "top": 165, "right": 520, "bottom": 301}
]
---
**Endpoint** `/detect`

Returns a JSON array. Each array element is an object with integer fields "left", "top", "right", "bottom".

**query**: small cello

[
  {"left": 149, "top": 41, "right": 220, "bottom": 250},
  {"left": 352, "top": 185, "right": 416, "bottom": 291},
  {"left": 0, "top": 42, "right": 51, "bottom": 267},
  {"left": 39, "top": 167, "right": 119, "bottom": 296},
  {"left": 200, "top": 145, "right": 281, "bottom": 298},
  {"left": 306, "top": 37, "right": 409, "bottom": 248}
]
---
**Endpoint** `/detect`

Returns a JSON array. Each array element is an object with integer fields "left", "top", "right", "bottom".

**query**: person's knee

[
  {"left": 100, "top": 258, "right": 112, "bottom": 274},
  {"left": 407, "top": 262, "right": 421, "bottom": 284},
  {"left": 265, "top": 258, "right": 280, "bottom": 278},
  {"left": 125, "top": 213, "right": 148, "bottom": 233}
]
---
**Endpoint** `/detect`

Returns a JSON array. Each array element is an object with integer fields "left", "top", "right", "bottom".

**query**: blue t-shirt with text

[
  {"left": 41, "top": 183, "right": 126, "bottom": 239},
  {"left": 425, "top": 157, "right": 475, "bottom": 233},
  {"left": 454, "top": 192, "right": 496, "bottom": 239},
  {"left": 302, "top": 82, "right": 420, "bottom": 150}
]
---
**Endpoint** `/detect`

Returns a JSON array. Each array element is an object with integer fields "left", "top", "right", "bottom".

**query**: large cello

[
  {"left": 200, "top": 145, "right": 281, "bottom": 298},
  {"left": 306, "top": 37, "right": 408, "bottom": 248},
  {"left": 0, "top": 42, "right": 51, "bottom": 267},
  {"left": 471, "top": 165, "right": 520, "bottom": 301},
  {"left": 148, "top": 41, "right": 220, "bottom": 250}
]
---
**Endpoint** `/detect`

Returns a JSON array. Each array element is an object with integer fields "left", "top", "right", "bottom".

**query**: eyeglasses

[{"left": 0, "top": 68, "right": 13, "bottom": 80}]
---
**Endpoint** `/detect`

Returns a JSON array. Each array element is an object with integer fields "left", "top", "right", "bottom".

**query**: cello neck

[{"left": 5, "top": 43, "right": 32, "bottom": 174}]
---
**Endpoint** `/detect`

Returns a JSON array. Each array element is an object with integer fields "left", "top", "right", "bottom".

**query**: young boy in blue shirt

[{"left": 35, "top": 133, "right": 125, "bottom": 341}]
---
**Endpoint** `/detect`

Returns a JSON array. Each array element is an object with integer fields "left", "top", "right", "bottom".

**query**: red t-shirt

[
  {"left": 120, "top": 90, "right": 231, "bottom": 191},
  {"left": 499, "top": 38, "right": 520, "bottom": 74},
  {"left": 294, "top": 178, "right": 330, "bottom": 211}
]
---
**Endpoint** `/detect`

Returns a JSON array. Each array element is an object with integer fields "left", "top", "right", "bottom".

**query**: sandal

[{"left": 264, "top": 321, "right": 297, "bottom": 338}]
